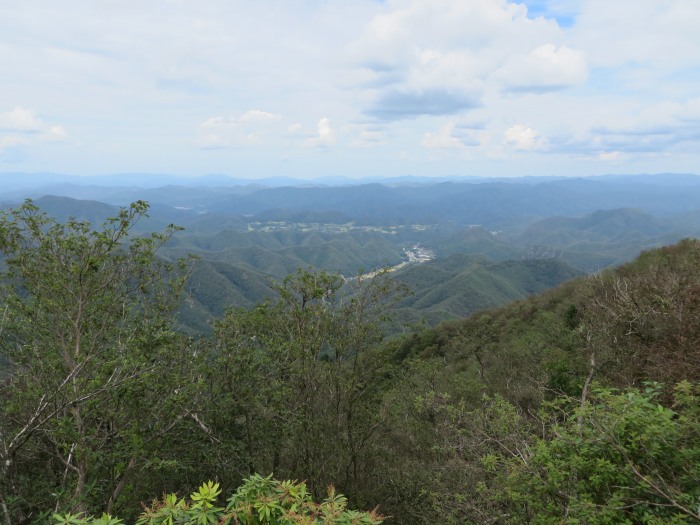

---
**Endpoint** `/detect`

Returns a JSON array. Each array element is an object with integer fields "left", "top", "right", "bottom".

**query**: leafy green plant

[
  {"left": 53, "top": 476, "right": 382, "bottom": 525},
  {"left": 52, "top": 513, "right": 124, "bottom": 525},
  {"left": 501, "top": 383, "right": 700, "bottom": 524},
  {"left": 224, "top": 475, "right": 382, "bottom": 525}
]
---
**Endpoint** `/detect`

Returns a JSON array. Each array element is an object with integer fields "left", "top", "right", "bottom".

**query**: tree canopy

[{"left": 1, "top": 202, "right": 700, "bottom": 525}]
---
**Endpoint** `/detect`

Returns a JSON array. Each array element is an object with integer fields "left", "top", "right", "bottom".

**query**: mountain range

[{"left": 3, "top": 172, "right": 699, "bottom": 333}]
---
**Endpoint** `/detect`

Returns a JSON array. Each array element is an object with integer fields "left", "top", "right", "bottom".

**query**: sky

[{"left": 1, "top": 0, "right": 699, "bottom": 180}]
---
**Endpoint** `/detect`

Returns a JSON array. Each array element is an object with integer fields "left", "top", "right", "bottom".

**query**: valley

[
  {"left": 2, "top": 172, "right": 700, "bottom": 524},
  {"left": 4, "top": 173, "right": 700, "bottom": 334}
]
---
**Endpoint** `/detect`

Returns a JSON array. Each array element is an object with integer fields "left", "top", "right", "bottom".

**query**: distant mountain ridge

[
  {"left": 3, "top": 176, "right": 700, "bottom": 333},
  {"left": 3, "top": 173, "right": 698, "bottom": 230}
]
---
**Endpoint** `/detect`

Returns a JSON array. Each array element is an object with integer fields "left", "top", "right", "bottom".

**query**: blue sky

[{"left": 1, "top": 0, "right": 699, "bottom": 180}]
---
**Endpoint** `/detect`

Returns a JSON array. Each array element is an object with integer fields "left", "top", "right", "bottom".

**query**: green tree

[
  {"left": 0, "top": 200, "right": 196, "bottom": 522},
  {"left": 390, "top": 382, "right": 700, "bottom": 524},
  {"left": 502, "top": 383, "right": 700, "bottom": 524},
  {"left": 209, "top": 269, "right": 405, "bottom": 502}
]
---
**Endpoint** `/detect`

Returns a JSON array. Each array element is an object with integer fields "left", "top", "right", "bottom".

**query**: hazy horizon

[{"left": 2, "top": 170, "right": 700, "bottom": 188}]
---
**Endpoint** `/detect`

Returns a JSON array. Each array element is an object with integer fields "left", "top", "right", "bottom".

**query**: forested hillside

[
  {"left": 9, "top": 197, "right": 693, "bottom": 335},
  {"left": 1, "top": 202, "right": 699, "bottom": 524},
  {"left": 7, "top": 173, "right": 700, "bottom": 334}
]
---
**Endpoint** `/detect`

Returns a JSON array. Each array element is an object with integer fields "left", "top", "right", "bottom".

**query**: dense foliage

[
  {"left": 2, "top": 201, "right": 700, "bottom": 524},
  {"left": 0, "top": 201, "right": 197, "bottom": 521}
]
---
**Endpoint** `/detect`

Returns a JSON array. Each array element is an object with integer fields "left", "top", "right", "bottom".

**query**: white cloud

[
  {"left": 197, "top": 109, "right": 282, "bottom": 148},
  {"left": 350, "top": 0, "right": 582, "bottom": 120},
  {"left": 239, "top": 110, "right": 281, "bottom": 123},
  {"left": 287, "top": 123, "right": 304, "bottom": 134},
  {"left": 0, "top": 135, "right": 26, "bottom": 150},
  {"left": 351, "top": 0, "right": 542, "bottom": 69},
  {"left": 197, "top": 132, "right": 226, "bottom": 149},
  {"left": 352, "top": 128, "right": 386, "bottom": 147},
  {"left": 1, "top": 0, "right": 699, "bottom": 176},
  {"left": 495, "top": 44, "right": 588, "bottom": 91},
  {"left": 45, "top": 125, "right": 68, "bottom": 142},
  {"left": 423, "top": 122, "right": 466, "bottom": 149},
  {"left": 200, "top": 116, "right": 225, "bottom": 128},
  {"left": 598, "top": 151, "right": 623, "bottom": 161},
  {"left": 602, "top": 98, "right": 700, "bottom": 133},
  {"left": 305, "top": 118, "right": 336, "bottom": 148},
  {"left": 200, "top": 110, "right": 281, "bottom": 129},
  {"left": 423, "top": 124, "right": 464, "bottom": 149},
  {"left": 0, "top": 107, "right": 67, "bottom": 152},
  {"left": 571, "top": 1, "right": 700, "bottom": 69},
  {"left": 0, "top": 107, "right": 45, "bottom": 132},
  {"left": 503, "top": 124, "right": 546, "bottom": 151},
  {"left": 681, "top": 97, "right": 700, "bottom": 122},
  {"left": 574, "top": 97, "right": 700, "bottom": 155}
]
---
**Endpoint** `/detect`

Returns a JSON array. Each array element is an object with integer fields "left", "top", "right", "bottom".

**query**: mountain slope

[{"left": 391, "top": 255, "right": 582, "bottom": 326}]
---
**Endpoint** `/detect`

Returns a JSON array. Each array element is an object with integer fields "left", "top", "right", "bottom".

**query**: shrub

[{"left": 52, "top": 475, "right": 383, "bottom": 525}]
